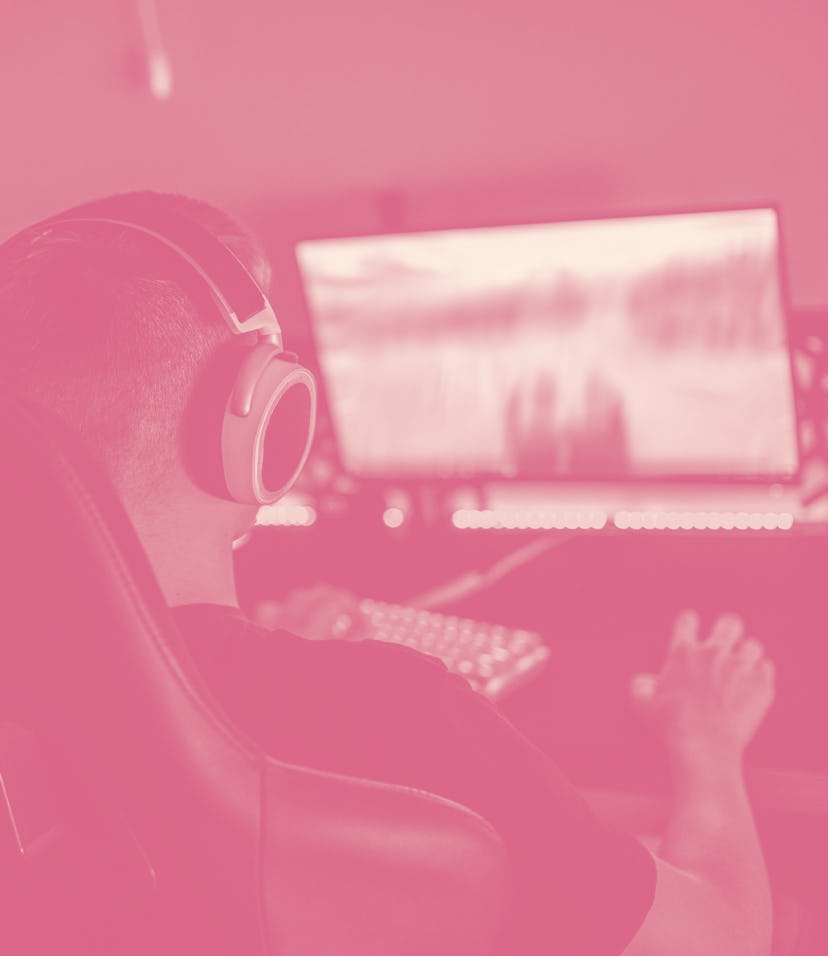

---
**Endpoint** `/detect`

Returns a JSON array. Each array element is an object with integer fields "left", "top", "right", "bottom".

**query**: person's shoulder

[
  {"left": 173, "top": 602, "right": 456, "bottom": 694},
  {"left": 171, "top": 602, "right": 305, "bottom": 660}
]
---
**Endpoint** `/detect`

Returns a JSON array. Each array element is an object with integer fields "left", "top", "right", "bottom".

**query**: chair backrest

[{"left": 0, "top": 393, "right": 508, "bottom": 955}]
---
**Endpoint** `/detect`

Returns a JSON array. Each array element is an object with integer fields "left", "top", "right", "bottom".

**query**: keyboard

[{"left": 349, "top": 599, "right": 550, "bottom": 701}]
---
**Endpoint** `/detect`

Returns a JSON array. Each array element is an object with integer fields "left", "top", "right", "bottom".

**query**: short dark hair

[{"left": 0, "top": 191, "right": 271, "bottom": 498}]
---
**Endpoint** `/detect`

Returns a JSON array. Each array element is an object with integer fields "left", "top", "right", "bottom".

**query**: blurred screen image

[{"left": 297, "top": 209, "right": 799, "bottom": 481}]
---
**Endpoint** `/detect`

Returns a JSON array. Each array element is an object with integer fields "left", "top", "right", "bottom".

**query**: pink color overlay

[{"left": 2, "top": 5, "right": 828, "bottom": 954}]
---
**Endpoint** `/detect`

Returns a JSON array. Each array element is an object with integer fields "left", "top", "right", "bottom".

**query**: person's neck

[
  {"left": 128, "top": 499, "right": 244, "bottom": 610},
  {"left": 152, "top": 531, "right": 240, "bottom": 609}
]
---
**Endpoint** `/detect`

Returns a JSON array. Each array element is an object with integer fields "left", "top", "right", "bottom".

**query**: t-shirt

[{"left": 174, "top": 604, "right": 656, "bottom": 955}]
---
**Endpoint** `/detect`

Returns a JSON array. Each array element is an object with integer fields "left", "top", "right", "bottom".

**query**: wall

[{"left": 1, "top": 0, "right": 826, "bottom": 306}]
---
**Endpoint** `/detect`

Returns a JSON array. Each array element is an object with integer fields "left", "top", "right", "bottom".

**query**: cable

[{"left": 408, "top": 532, "right": 580, "bottom": 610}]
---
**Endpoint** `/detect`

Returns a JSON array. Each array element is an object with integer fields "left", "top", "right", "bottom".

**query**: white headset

[{"left": 43, "top": 203, "right": 317, "bottom": 505}]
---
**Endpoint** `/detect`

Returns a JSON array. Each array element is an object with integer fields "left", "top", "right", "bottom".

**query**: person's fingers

[
  {"left": 736, "top": 638, "right": 765, "bottom": 669},
  {"left": 706, "top": 613, "right": 744, "bottom": 662},
  {"left": 330, "top": 610, "right": 356, "bottom": 637},
  {"left": 285, "top": 588, "right": 320, "bottom": 611},
  {"left": 629, "top": 673, "right": 659, "bottom": 719},
  {"left": 669, "top": 610, "right": 700, "bottom": 651},
  {"left": 630, "top": 672, "right": 658, "bottom": 702},
  {"left": 758, "top": 658, "right": 776, "bottom": 686}
]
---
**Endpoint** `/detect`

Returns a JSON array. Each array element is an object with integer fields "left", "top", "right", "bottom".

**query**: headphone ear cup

[
  {"left": 181, "top": 343, "right": 243, "bottom": 499},
  {"left": 221, "top": 344, "right": 316, "bottom": 505}
]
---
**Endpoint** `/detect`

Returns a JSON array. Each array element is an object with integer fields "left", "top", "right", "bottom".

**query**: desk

[
  {"left": 238, "top": 523, "right": 828, "bottom": 781},
  {"left": 238, "top": 523, "right": 828, "bottom": 933}
]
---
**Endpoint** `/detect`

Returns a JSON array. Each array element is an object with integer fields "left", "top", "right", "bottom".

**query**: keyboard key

[{"left": 349, "top": 597, "right": 548, "bottom": 701}]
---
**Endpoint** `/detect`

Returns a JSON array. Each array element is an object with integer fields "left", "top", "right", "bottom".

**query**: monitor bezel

[{"left": 292, "top": 201, "right": 803, "bottom": 490}]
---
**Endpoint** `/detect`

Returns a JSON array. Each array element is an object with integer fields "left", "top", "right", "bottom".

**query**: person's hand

[
  {"left": 630, "top": 611, "right": 776, "bottom": 762},
  {"left": 255, "top": 584, "right": 363, "bottom": 641}
]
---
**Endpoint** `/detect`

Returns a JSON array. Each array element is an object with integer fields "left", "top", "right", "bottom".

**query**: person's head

[{"left": 0, "top": 191, "right": 288, "bottom": 601}]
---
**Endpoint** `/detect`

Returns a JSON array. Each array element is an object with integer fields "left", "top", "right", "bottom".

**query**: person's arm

[{"left": 623, "top": 611, "right": 775, "bottom": 956}]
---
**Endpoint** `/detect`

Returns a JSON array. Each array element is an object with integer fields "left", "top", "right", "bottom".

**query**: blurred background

[{"left": 2, "top": 0, "right": 827, "bottom": 307}]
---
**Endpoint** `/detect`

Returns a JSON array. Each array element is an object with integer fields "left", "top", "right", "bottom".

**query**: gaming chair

[{"left": 0, "top": 391, "right": 508, "bottom": 954}]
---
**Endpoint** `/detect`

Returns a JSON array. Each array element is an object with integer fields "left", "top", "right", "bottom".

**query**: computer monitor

[{"left": 296, "top": 208, "right": 800, "bottom": 483}]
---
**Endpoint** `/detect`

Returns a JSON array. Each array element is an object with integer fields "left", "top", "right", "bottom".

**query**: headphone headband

[{"left": 42, "top": 210, "right": 282, "bottom": 343}]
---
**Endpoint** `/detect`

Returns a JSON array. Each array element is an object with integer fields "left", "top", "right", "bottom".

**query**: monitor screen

[{"left": 296, "top": 208, "right": 800, "bottom": 482}]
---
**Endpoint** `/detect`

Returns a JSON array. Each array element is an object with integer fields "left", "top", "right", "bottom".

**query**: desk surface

[{"left": 237, "top": 524, "right": 828, "bottom": 800}]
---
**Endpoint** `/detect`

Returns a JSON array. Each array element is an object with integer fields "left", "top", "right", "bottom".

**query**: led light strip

[
  {"left": 255, "top": 503, "right": 317, "bottom": 527},
  {"left": 451, "top": 508, "right": 795, "bottom": 532},
  {"left": 613, "top": 511, "right": 794, "bottom": 531},
  {"left": 452, "top": 509, "right": 608, "bottom": 531}
]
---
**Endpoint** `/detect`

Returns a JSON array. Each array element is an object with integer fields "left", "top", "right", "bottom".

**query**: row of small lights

[
  {"left": 452, "top": 508, "right": 795, "bottom": 532},
  {"left": 614, "top": 510, "right": 795, "bottom": 531},
  {"left": 256, "top": 503, "right": 318, "bottom": 527},
  {"left": 452, "top": 508, "right": 608, "bottom": 530},
  {"left": 254, "top": 504, "right": 796, "bottom": 533}
]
